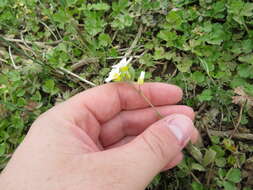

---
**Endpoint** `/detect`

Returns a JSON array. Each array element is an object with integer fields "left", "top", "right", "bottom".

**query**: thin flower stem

[
  {"left": 190, "top": 171, "right": 201, "bottom": 184},
  {"left": 138, "top": 89, "right": 164, "bottom": 119},
  {"left": 128, "top": 82, "right": 163, "bottom": 119}
]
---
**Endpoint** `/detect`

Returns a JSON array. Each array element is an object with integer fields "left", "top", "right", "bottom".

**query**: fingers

[
  {"left": 105, "top": 136, "right": 135, "bottom": 149},
  {"left": 61, "top": 82, "right": 183, "bottom": 123},
  {"left": 104, "top": 114, "right": 196, "bottom": 188},
  {"left": 106, "top": 136, "right": 184, "bottom": 171},
  {"left": 100, "top": 105, "right": 195, "bottom": 147},
  {"left": 106, "top": 137, "right": 184, "bottom": 171}
]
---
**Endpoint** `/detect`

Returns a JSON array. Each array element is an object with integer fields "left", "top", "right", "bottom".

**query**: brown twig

[
  {"left": 71, "top": 58, "right": 99, "bottom": 71},
  {"left": 3, "top": 37, "right": 62, "bottom": 48},
  {"left": 8, "top": 46, "right": 20, "bottom": 69},
  {"left": 0, "top": 58, "right": 7, "bottom": 63},
  {"left": 209, "top": 130, "right": 253, "bottom": 141},
  {"left": 59, "top": 67, "right": 96, "bottom": 87},
  {"left": 190, "top": 172, "right": 201, "bottom": 184},
  {"left": 124, "top": 25, "right": 143, "bottom": 57},
  {"left": 206, "top": 162, "right": 214, "bottom": 187},
  {"left": 106, "top": 55, "right": 143, "bottom": 60},
  {"left": 196, "top": 103, "right": 207, "bottom": 116},
  {"left": 18, "top": 44, "right": 36, "bottom": 56},
  {"left": 39, "top": 21, "right": 58, "bottom": 41},
  {"left": 20, "top": 32, "right": 37, "bottom": 56},
  {"left": 230, "top": 103, "right": 244, "bottom": 139}
]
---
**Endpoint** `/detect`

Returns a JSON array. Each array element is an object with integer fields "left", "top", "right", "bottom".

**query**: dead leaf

[
  {"left": 232, "top": 87, "right": 253, "bottom": 107},
  {"left": 0, "top": 104, "right": 7, "bottom": 118},
  {"left": 24, "top": 101, "right": 40, "bottom": 111}
]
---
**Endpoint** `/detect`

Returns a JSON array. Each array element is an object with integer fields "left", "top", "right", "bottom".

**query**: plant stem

[
  {"left": 129, "top": 82, "right": 163, "bottom": 119},
  {"left": 190, "top": 171, "right": 201, "bottom": 184},
  {"left": 138, "top": 89, "right": 164, "bottom": 119},
  {"left": 229, "top": 102, "right": 244, "bottom": 139},
  {"left": 59, "top": 67, "right": 96, "bottom": 87}
]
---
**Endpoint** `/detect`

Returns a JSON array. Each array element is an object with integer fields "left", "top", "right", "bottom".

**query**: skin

[{"left": 0, "top": 82, "right": 199, "bottom": 190}]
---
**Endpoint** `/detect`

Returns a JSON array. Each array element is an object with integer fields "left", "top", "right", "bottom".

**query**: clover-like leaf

[{"left": 226, "top": 168, "right": 242, "bottom": 183}]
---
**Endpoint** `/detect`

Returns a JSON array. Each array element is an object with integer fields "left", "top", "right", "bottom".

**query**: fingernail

[{"left": 166, "top": 116, "right": 192, "bottom": 146}]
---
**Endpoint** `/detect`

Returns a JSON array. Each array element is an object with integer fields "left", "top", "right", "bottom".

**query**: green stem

[{"left": 129, "top": 82, "right": 163, "bottom": 119}]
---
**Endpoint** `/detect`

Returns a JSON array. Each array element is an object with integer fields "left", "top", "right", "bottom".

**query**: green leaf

[
  {"left": 215, "top": 157, "right": 226, "bottom": 167},
  {"left": 192, "top": 71, "right": 205, "bottom": 83},
  {"left": 227, "top": 0, "right": 244, "bottom": 15},
  {"left": 204, "top": 23, "right": 228, "bottom": 45},
  {"left": 210, "top": 136, "right": 220, "bottom": 144},
  {"left": 17, "top": 97, "right": 26, "bottom": 107},
  {"left": 237, "top": 64, "right": 253, "bottom": 78},
  {"left": 111, "top": 14, "right": 133, "bottom": 30},
  {"left": 218, "top": 168, "right": 226, "bottom": 179},
  {"left": 239, "top": 54, "right": 253, "bottom": 64},
  {"left": 42, "top": 79, "right": 58, "bottom": 95},
  {"left": 166, "top": 10, "right": 182, "bottom": 28},
  {"left": 227, "top": 0, "right": 253, "bottom": 25},
  {"left": 90, "top": 3, "right": 110, "bottom": 11},
  {"left": 223, "top": 181, "right": 237, "bottom": 190},
  {"left": 16, "top": 88, "right": 26, "bottom": 97},
  {"left": 148, "top": 174, "right": 161, "bottom": 188},
  {"left": 177, "top": 158, "right": 190, "bottom": 172},
  {"left": 85, "top": 12, "right": 106, "bottom": 36},
  {"left": 9, "top": 71, "right": 21, "bottom": 82},
  {"left": 191, "top": 181, "right": 204, "bottom": 190},
  {"left": 226, "top": 168, "right": 242, "bottom": 183},
  {"left": 212, "top": 1, "right": 226, "bottom": 15},
  {"left": 42, "top": 79, "right": 54, "bottom": 93},
  {"left": 198, "top": 89, "right": 213, "bottom": 102},
  {"left": 0, "top": 143, "right": 6, "bottom": 156},
  {"left": 31, "top": 91, "right": 42, "bottom": 101},
  {"left": 199, "top": 58, "right": 214, "bottom": 75},
  {"left": 139, "top": 54, "right": 154, "bottom": 67},
  {"left": 153, "top": 47, "right": 165, "bottom": 60},
  {"left": 53, "top": 9, "right": 70, "bottom": 24},
  {"left": 210, "top": 145, "right": 225, "bottom": 158},
  {"left": 176, "top": 57, "right": 193, "bottom": 73},
  {"left": 203, "top": 148, "right": 216, "bottom": 167},
  {"left": 231, "top": 77, "right": 247, "bottom": 88},
  {"left": 98, "top": 33, "right": 111, "bottom": 47},
  {"left": 191, "top": 163, "right": 206, "bottom": 171},
  {"left": 157, "top": 30, "right": 177, "bottom": 46},
  {"left": 0, "top": 0, "right": 8, "bottom": 7},
  {"left": 187, "top": 144, "right": 203, "bottom": 164},
  {"left": 112, "top": 0, "right": 129, "bottom": 12},
  {"left": 60, "top": 0, "right": 78, "bottom": 7},
  {"left": 242, "top": 3, "right": 253, "bottom": 17}
]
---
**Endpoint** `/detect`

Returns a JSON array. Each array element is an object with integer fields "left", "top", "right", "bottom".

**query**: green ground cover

[{"left": 0, "top": 0, "right": 253, "bottom": 189}]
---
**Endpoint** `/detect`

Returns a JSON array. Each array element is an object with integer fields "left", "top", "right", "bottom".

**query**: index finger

[{"left": 63, "top": 82, "right": 183, "bottom": 123}]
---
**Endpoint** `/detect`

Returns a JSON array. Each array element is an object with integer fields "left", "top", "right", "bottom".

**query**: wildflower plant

[{"left": 106, "top": 57, "right": 163, "bottom": 118}]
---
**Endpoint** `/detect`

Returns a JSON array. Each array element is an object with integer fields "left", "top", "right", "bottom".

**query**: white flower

[
  {"left": 137, "top": 71, "right": 145, "bottom": 85},
  {"left": 112, "top": 57, "right": 133, "bottom": 69},
  {"left": 105, "top": 67, "right": 121, "bottom": 83},
  {"left": 105, "top": 57, "right": 133, "bottom": 83}
]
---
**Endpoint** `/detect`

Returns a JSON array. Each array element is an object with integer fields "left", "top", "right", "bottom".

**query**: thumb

[{"left": 109, "top": 114, "right": 195, "bottom": 189}]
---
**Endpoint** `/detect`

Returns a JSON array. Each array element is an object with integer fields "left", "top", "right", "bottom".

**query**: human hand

[{"left": 0, "top": 83, "right": 198, "bottom": 190}]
